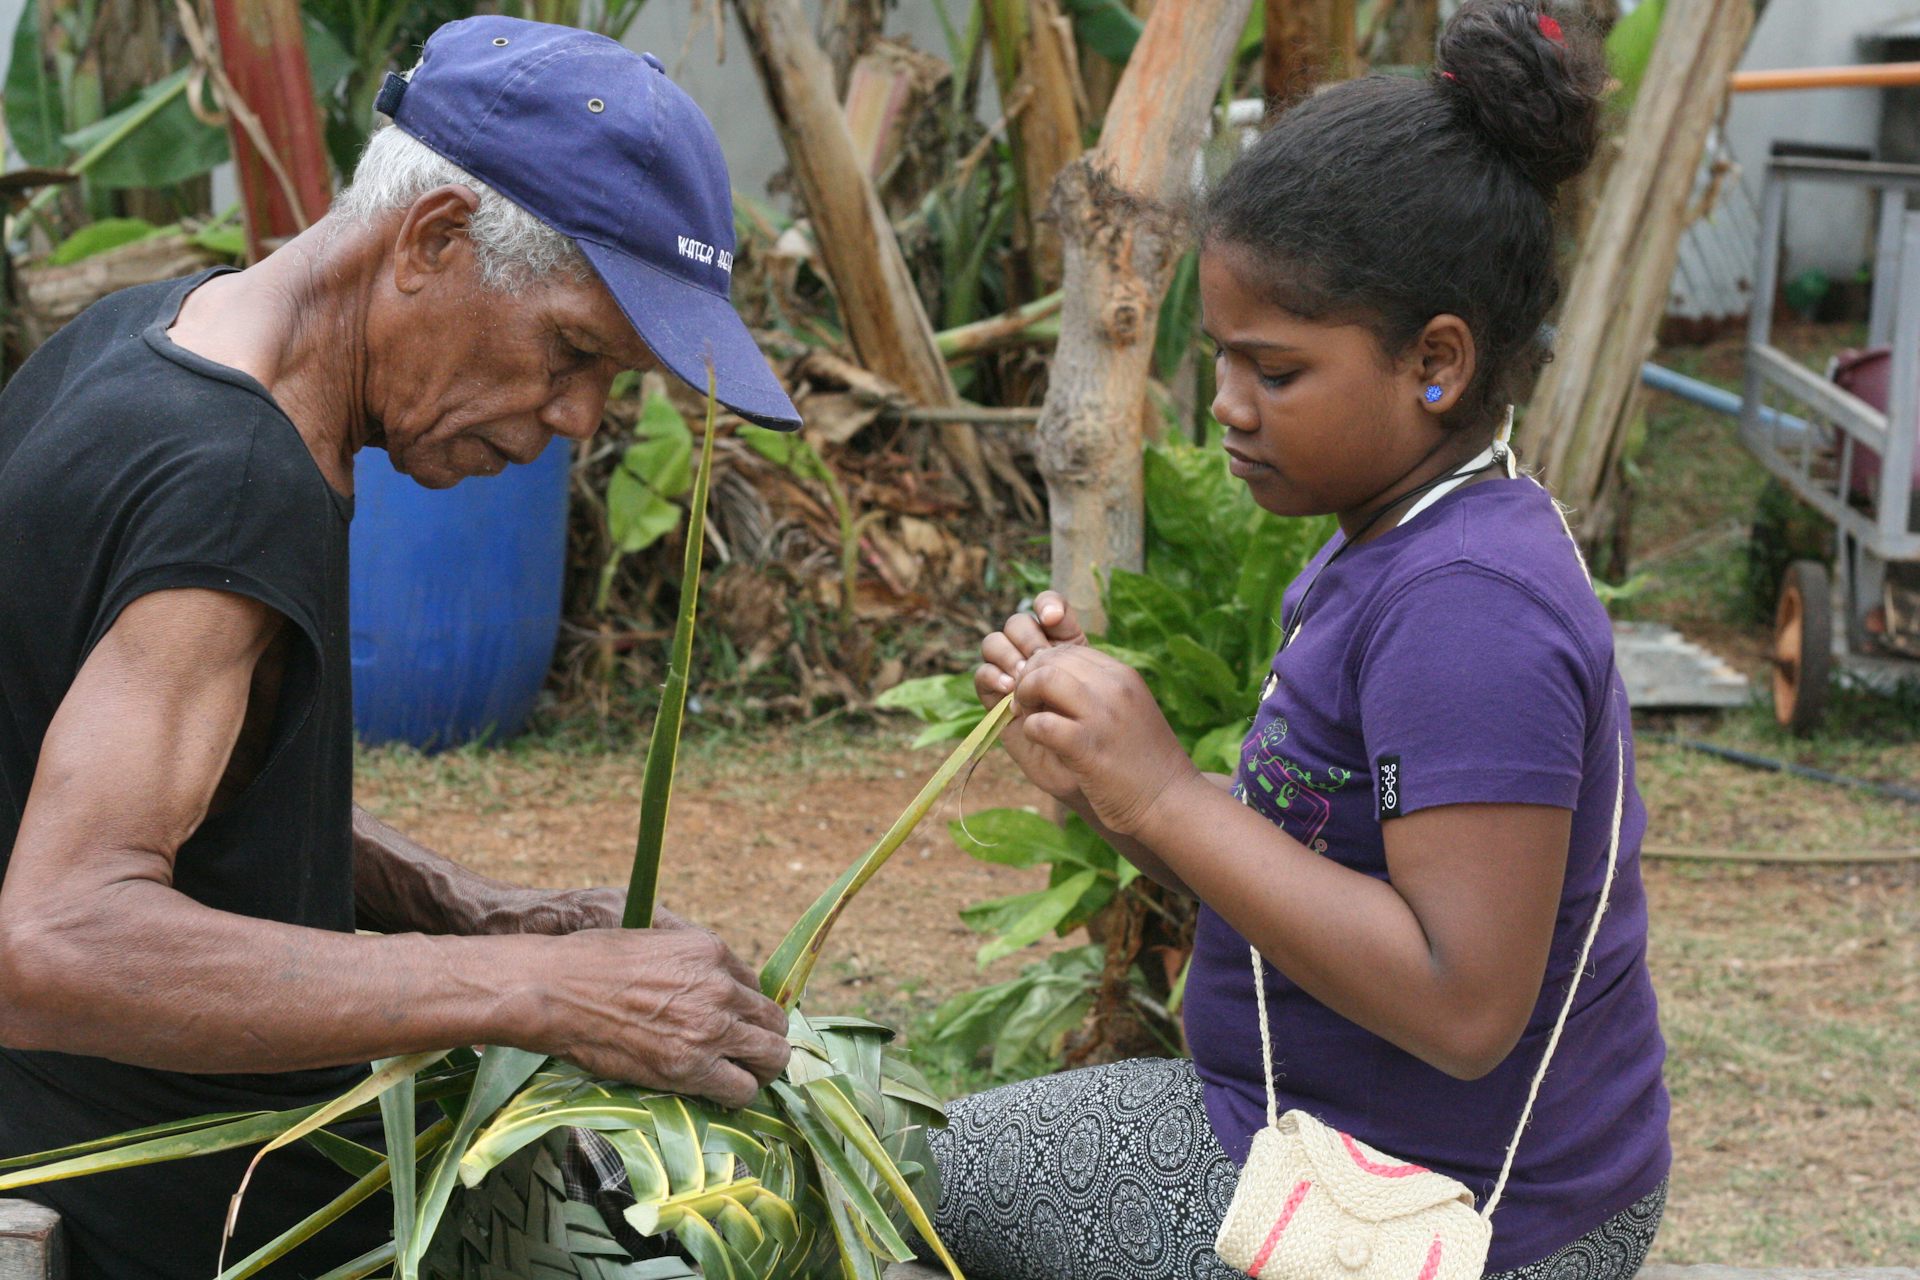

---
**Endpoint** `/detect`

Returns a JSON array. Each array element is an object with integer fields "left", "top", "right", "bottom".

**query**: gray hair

[{"left": 333, "top": 124, "right": 589, "bottom": 292}]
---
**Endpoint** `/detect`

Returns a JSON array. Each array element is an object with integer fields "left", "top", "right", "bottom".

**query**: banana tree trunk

[
  {"left": 96, "top": 0, "right": 207, "bottom": 226},
  {"left": 1040, "top": 0, "right": 1253, "bottom": 629},
  {"left": 983, "top": 0, "right": 1086, "bottom": 293},
  {"left": 1512, "top": 0, "right": 1754, "bottom": 543},
  {"left": 731, "top": 0, "right": 999, "bottom": 513},
  {"left": 1387, "top": 0, "right": 1440, "bottom": 65},
  {"left": 209, "top": 0, "right": 332, "bottom": 261},
  {"left": 1264, "top": 0, "right": 1353, "bottom": 102}
]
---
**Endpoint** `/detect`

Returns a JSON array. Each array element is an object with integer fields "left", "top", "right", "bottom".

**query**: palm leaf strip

[
  {"left": 760, "top": 696, "right": 1014, "bottom": 1008},
  {"left": 623, "top": 366, "right": 720, "bottom": 929}
]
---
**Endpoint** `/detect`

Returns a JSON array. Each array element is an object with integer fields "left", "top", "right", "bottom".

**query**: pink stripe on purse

[{"left": 1245, "top": 1180, "right": 1312, "bottom": 1277}]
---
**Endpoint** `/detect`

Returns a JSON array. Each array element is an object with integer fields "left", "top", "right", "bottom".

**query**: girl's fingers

[
  {"left": 974, "top": 662, "right": 1013, "bottom": 706},
  {"left": 1014, "top": 655, "right": 1095, "bottom": 721},
  {"left": 1019, "top": 710, "right": 1084, "bottom": 760},
  {"left": 980, "top": 630, "right": 1025, "bottom": 677},
  {"left": 1032, "top": 591, "right": 1086, "bottom": 644},
  {"left": 1000, "top": 610, "right": 1050, "bottom": 658}
]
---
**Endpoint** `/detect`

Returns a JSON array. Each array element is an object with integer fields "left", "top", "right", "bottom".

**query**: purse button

[{"left": 1336, "top": 1234, "right": 1372, "bottom": 1270}]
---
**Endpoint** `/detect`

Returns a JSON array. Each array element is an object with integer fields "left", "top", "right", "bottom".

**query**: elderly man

[{"left": 0, "top": 18, "right": 797, "bottom": 1279}]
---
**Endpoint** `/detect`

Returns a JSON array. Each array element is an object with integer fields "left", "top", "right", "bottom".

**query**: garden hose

[{"left": 1639, "top": 733, "right": 1920, "bottom": 864}]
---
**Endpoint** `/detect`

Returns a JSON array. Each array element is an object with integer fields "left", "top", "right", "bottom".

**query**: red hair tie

[
  {"left": 1441, "top": 70, "right": 1458, "bottom": 81},
  {"left": 1538, "top": 13, "right": 1564, "bottom": 42}
]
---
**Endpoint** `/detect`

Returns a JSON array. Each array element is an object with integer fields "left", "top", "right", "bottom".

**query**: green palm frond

[{"left": 760, "top": 699, "right": 1014, "bottom": 1010}]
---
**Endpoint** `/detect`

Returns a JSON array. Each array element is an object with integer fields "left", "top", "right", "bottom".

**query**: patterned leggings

[{"left": 928, "top": 1058, "right": 1666, "bottom": 1280}]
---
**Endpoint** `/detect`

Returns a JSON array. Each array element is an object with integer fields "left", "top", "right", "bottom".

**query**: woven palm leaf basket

[{"left": 416, "top": 1012, "right": 946, "bottom": 1280}]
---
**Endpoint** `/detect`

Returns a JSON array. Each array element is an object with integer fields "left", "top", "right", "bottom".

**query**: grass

[
  {"left": 1621, "top": 322, "right": 1920, "bottom": 1263},
  {"left": 1648, "top": 855, "right": 1920, "bottom": 1263}
]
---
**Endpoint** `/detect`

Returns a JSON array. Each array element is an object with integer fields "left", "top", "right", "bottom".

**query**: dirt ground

[
  {"left": 357, "top": 718, "right": 1920, "bottom": 1268},
  {"left": 356, "top": 731, "right": 1063, "bottom": 1016}
]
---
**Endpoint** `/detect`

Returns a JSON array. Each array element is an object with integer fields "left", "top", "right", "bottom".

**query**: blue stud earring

[{"left": 1424, "top": 384, "right": 1445, "bottom": 404}]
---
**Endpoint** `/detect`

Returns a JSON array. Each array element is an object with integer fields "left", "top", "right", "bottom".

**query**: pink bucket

[{"left": 1832, "top": 346, "right": 1920, "bottom": 500}]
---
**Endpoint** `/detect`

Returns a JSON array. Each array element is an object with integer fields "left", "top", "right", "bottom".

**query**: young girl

[{"left": 928, "top": 4, "right": 1669, "bottom": 1277}]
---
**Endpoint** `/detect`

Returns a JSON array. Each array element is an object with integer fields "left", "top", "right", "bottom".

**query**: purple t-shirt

[{"left": 1184, "top": 476, "right": 1670, "bottom": 1272}]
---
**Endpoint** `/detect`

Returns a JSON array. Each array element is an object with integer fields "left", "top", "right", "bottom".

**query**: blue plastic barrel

[{"left": 348, "top": 438, "right": 572, "bottom": 749}]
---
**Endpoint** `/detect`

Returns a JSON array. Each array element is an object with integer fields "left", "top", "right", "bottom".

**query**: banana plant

[{"left": 0, "top": 373, "right": 1008, "bottom": 1279}]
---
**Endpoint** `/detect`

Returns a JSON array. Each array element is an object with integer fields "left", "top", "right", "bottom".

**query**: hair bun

[{"left": 1434, "top": 0, "right": 1606, "bottom": 195}]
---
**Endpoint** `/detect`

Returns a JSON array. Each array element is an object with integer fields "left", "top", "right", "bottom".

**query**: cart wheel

[{"left": 1772, "top": 560, "right": 1832, "bottom": 734}]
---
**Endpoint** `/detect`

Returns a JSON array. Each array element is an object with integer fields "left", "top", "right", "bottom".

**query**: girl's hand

[
  {"left": 1013, "top": 645, "right": 1200, "bottom": 838},
  {"left": 975, "top": 592, "right": 1087, "bottom": 802}
]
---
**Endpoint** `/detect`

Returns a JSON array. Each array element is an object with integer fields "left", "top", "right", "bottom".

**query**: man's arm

[
  {"left": 352, "top": 809, "right": 706, "bottom": 935},
  {"left": 353, "top": 808, "right": 604, "bottom": 935},
  {"left": 0, "top": 589, "right": 788, "bottom": 1105}
]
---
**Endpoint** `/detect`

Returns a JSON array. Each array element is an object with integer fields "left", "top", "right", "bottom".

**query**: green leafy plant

[
  {"left": 919, "top": 945, "right": 1102, "bottom": 1086},
  {"left": 46, "top": 215, "right": 167, "bottom": 264},
  {"left": 4, "top": 0, "right": 70, "bottom": 170},
  {"left": 1059, "top": 0, "right": 1144, "bottom": 65},
  {"left": 1603, "top": 0, "right": 1664, "bottom": 115},
  {"left": 43, "top": 206, "right": 247, "bottom": 267},
  {"left": 0, "top": 377, "right": 1013, "bottom": 1279},
  {"left": 950, "top": 808, "right": 1136, "bottom": 970},
  {"left": 57, "top": 65, "right": 228, "bottom": 190},
  {"left": 302, "top": 0, "right": 488, "bottom": 178},
  {"left": 883, "top": 432, "right": 1333, "bottom": 1072},
  {"left": 598, "top": 385, "right": 694, "bottom": 612},
  {"left": 4, "top": 1, "right": 233, "bottom": 234}
]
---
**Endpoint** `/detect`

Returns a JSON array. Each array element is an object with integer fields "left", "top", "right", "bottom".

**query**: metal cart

[{"left": 1741, "top": 155, "right": 1920, "bottom": 731}]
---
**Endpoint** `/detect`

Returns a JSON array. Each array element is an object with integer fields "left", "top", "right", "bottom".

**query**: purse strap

[{"left": 1244, "top": 728, "right": 1628, "bottom": 1221}]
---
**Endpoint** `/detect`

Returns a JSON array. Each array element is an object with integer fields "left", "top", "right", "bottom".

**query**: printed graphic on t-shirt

[{"left": 1233, "top": 715, "right": 1353, "bottom": 854}]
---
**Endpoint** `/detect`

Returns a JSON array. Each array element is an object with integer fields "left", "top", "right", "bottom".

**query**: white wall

[
  {"left": 0, "top": 0, "right": 22, "bottom": 83},
  {"left": 1723, "top": 0, "right": 1918, "bottom": 278},
  {"left": 620, "top": 1, "right": 995, "bottom": 206}
]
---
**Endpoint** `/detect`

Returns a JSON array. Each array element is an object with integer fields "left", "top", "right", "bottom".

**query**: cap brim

[{"left": 578, "top": 240, "right": 801, "bottom": 432}]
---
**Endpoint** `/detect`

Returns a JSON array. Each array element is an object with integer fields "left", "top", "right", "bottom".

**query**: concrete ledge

[
  {"left": 10, "top": 1199, "right": 1908, "bottom": 1280},
  {"left": 887, "top": 1265, "right": 1920, "bottom": 1279},
  {"left": 0, "top": 1200, "right": 63, "bottom": 1280},
  {"left": 886, "top": 1263, "right": 943, "bottom": 1279},
  {"left": 1640, "top": 1271, "right": 1920, "bottom": 1280}
]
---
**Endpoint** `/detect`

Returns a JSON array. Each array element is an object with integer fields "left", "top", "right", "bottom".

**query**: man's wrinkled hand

[{"left": 537, "top": 927, "right": 792, "bottom": 1108}]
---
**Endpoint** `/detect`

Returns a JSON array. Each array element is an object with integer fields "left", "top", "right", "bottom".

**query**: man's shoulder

[{"left": 6, "top": 277, "right": 326, "bottom": 519}]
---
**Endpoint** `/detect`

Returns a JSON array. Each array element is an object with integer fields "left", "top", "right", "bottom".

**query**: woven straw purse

[{"left": 1215, "top": 732, "right": 1627, "bottom": 1280}]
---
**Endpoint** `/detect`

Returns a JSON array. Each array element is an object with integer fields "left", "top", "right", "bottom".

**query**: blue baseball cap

[{"left": 375, "top": 16, "right": 801, "bottom": 431}]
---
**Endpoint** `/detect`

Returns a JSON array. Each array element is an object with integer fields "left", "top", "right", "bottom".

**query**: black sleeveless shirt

[{"left": 0, "top": 272, "right": 371, "bottom": 1273}]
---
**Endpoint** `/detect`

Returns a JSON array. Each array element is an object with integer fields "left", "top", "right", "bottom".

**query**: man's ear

[
  {"left": 1406, "top": 314, "right": 1478, "bottom": 416},
  {"left": 391, "top": 185, "right": 482, "bottom": 295}
]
